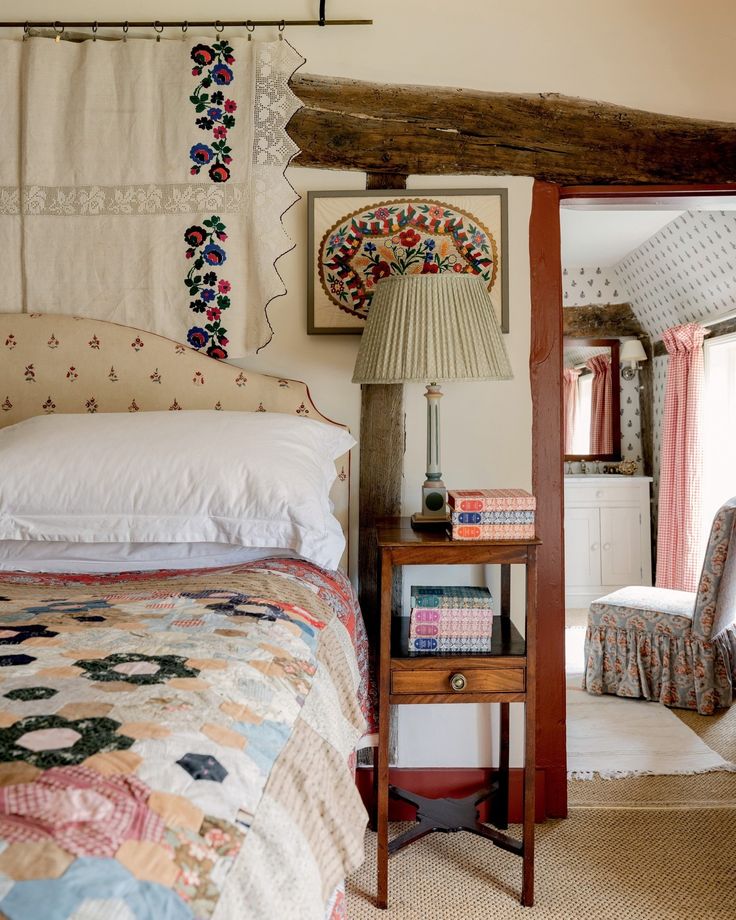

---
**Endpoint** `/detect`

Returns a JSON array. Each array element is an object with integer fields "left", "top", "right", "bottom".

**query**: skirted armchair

[{"left": 583, "top": 496, "right": 736, "bottom": 715}]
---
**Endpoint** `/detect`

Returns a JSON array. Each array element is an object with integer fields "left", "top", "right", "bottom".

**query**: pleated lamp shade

[{"left": 352, "top": 274, "right": 513, "bottom": 384}]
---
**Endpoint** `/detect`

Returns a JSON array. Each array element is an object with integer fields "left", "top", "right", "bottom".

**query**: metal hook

[
  {"left": 246, "top": 20, "right": 255, "bottom": 41},
  {"left": 181, "top": 21, "right": 188, "bottom": 40},
  {"left": 214, "top": 20, "right": 224, "bottom": 38},
  {"left": 22, "top": 20, "right": 29, "bottom": 41},
  {"left": 279, "top": 20, "right": 285, "bottom": 40},
  {"left": 53, "top": 21, "right": 64, "bottom": 43},
  {"left": 92, "top": 21, "right": 98, "bottom": 42},
  {"left": 154, "top": 21, "right": 163, "bottom": 42},
  {"left": 122, "top": 21, "right": 129, "bottom": 42}
]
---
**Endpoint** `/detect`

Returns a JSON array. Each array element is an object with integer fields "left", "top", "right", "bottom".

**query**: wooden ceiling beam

[{"left": 288, "top": 73, "right": 736, "bottom": 185}]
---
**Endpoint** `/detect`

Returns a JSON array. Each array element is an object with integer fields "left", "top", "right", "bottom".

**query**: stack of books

[
  {"left": 448, "top": 489, "right": 536, "bottom": 541},
  {"left": 408, "top": 585, "right": 495, "bottom": 653}
]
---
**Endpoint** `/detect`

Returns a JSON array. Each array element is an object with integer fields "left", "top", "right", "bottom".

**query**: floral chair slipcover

[{"left": 583, "top": 496, "right": 736, "bottom": 715}]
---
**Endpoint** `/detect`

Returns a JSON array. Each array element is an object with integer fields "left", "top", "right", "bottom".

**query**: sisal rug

[{"left": 347, "top": 810, "right": 736, "bottom": 919}]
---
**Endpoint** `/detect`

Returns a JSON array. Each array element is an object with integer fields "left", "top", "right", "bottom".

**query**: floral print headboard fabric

[
  {"left": 0, "top": 314, "right": 350, "bottom": 567},
  {"left": 0, "top": 36, "right": 304, "bottom": 357}
]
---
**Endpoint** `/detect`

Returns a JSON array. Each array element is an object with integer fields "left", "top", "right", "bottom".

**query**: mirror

[{"left": 563, "top": 337, "right": 621, "bottom": 461}]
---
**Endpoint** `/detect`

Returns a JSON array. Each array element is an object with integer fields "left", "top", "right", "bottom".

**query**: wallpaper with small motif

[
  {"left": 620, "top": 369, "right": 642, "bottom": 472},
  {"left": 651, "top": 354, "right": 669, "bottom": 532},
  {"left": 562, "top": 264, "right": 629, "bottom": 307},
  {"left": 615, "top": 211, "right": 736, "bottom": 339}
]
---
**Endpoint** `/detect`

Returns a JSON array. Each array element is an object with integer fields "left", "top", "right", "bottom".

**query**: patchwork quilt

[{"left": 0, "top": 559, "right": 372, "bottom": 920}]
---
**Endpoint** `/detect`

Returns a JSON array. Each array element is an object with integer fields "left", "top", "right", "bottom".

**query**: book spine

[
  {"left": 410, "top": 608, "right": 496, "bottom": 623},
  {"left": 410, "top": 595, "right": 493, "bottom": 609},
  {"left": 452, "top": 523, "right": 536, "bottom": 540},
  {"left": 449, "top": 497, "right": 537, "bottom": 512},
  {"left": 409, "top": 623, "right": 494, "bottom": 638},
  {"left": 451, "top": 511, "right": 535, "bottom": 525},
  {"left": 409, "top": 636, "right": 493, "bottom": 652}
]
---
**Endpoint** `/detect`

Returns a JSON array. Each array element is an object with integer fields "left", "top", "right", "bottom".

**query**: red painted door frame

[
  {"left": 529, "top": 181, "right": 566, "bottom": 818},
  {"left": 529, "top": 179, "right": 736, "bottom": 820}
]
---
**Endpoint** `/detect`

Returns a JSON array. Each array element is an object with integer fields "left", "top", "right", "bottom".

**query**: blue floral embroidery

[
  {"left": 189, "top": 143, "right": 215, "bottom": 167},
  {"left": 189, "top": 41, "right": 236, "bottom": 183},
  {"left": 184, "top": 215, "right": 232, "bottom": 359}
]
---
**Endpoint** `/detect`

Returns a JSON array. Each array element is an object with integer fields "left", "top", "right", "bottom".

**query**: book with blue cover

[
  {"left": 409, "top": 636, "right": 493, "bottom": 652},
  {"left": 410, "top": 585, "right": 493, "bottom": 609},
  {"left": 451, "top": 510, "right": 535, "bottom": 525}
]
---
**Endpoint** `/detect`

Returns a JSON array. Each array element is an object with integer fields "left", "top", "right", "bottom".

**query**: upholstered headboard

[{"left": 0, "top": 314, "right": 350, "bottom": 567}]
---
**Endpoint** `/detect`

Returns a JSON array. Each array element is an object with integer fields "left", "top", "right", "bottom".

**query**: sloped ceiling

[
  {"left": 615, "top": 211, "right": 736, "bottom": 339},
  {"left": 562, "top": 210, "right": 736, "bottom": 339}
]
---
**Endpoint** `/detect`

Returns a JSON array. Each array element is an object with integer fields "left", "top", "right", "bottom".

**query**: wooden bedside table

[{"left": 373, "top": 517, "right": 539, "bottom": 909}]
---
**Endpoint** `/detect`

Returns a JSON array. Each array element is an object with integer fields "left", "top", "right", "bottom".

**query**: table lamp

[{"left": 352, "top": 273, "right": 513, "bottom": 529}]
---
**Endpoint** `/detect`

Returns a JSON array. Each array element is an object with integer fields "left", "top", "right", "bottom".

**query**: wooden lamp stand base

[{"left": 411, "top": 383, "right": 450, "bottom": 531}]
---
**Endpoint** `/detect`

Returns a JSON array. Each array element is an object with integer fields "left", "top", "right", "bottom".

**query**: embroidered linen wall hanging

[
  {"left": 307, "top": 188, "right": 509, "bottom": 334},
  {"left": 0, "top": 35, "right": 304, "bottom": 356}
]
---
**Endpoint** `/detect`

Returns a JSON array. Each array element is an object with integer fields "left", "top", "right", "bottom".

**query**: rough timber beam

[{"left": 288, "top": 73, "right": 736, "bottom": 185}]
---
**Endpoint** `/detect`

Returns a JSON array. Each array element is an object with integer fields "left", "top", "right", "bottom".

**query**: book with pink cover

[
  {"left": 411, "top": 608, "right": 496, "bottom": 624},
  {"left": 410, "top": 621, "right": 494, "bottom": 638},
  {"left": 448, "top": 489, "right": 536, "bottom": 512},
  {"left": 452, "top": 523, "right": 536, "bottom": 540}
]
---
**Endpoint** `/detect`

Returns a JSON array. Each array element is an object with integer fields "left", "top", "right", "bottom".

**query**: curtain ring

[
  {"left": 246, "top": 20, "right": 255, "bottom": 41},
  {"left": 279, "top": 20, "right": 285, "bottom": 40},
  {"left": 92, "top": 21, "right": 98, "bottom": 42},
  {"left": 122, "top": 21, "right": 129, "bottom": 42},
  {"left": 154, "top": 21, "right": 164, "bottom": 42},
  {"left": 214, "top": 20, "right": 225, "bottom": 35},
  {"left": 22, "top": 21, "right": 29, "bottom": 41},
  {"left": 181, "top": 21, "right": 188, "bottom": 40},
  {"left": 53, "top": 21, "right": 64, "bottom": 43}
]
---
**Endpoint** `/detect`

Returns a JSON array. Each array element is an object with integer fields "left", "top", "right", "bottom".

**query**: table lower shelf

[{"left": 387, "top": 785, "right": 523, "bottom": 858}]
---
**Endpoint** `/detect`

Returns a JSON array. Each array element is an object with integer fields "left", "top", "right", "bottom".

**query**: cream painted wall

[
  {"left": 17, "top": 0, "right": 736, "bottom": 767},
  {"left": 18, "top": 0, "right": 736, "bottom": 121}
]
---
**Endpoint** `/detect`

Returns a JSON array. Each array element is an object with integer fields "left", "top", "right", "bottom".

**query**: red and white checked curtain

[
  {"left": 656, "top": 323, "right": 706, "bottom": 591},
  {"left": 563, "top": 368, "right": 580, "bottom": 453},
  {"left": 587, "top": 355, "right": 612, "bottom": 454}
]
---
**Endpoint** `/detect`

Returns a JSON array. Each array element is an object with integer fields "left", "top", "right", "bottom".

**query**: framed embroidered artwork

[{"left": 307, "top": 188, "right": 509, "bottom": 335}]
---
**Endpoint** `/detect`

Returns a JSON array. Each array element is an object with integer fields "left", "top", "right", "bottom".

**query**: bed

[{"left": 0, "top": 314, "right": 372, "bottom": 920}]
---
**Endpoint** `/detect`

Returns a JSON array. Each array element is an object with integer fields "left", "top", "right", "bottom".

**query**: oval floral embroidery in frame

[
  {"left": 318, "top": 199, "right": 498, "bottom": 320},
  {"left": 184, "top": 215, "right": 232, "bottom": 358},
  {"left": 189, "top": 41, "right": 236, "bottom": 183}
]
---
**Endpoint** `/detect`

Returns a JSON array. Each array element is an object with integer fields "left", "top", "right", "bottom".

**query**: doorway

[{"left": 529, "top": 183, "right": 736, "bottom": 815}]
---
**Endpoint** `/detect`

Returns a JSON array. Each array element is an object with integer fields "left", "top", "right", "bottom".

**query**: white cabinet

[{"left": 564, "top": 476, "right": 652, "bottom": 607}]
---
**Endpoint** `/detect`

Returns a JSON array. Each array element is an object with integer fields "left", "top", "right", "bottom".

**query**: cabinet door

[
  {"left": 600, "top": 505, "right": 643, "bottom": 586},
  {"left": 564, "top": 507, "right": 601, "bottom": 587}
]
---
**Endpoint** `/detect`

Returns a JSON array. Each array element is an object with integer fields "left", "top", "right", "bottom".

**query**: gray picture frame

[{"left": 307, "top": 187, "right": 509, "bottom": 335}]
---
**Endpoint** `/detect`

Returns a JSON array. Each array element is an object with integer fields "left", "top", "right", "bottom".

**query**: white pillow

[
  {"left": 0, "top": 411, "right": 354, "bottom": 571},
  {"left": 0, "top": 541, "right": 300, "bottom": 574}
]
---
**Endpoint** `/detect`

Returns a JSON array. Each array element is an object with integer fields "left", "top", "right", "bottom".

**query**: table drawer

[{"left": 391, "top": 666, "right": 525, "bottom": 696}]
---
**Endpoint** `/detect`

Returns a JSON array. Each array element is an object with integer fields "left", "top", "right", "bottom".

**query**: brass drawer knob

[{"left": 450, "top": 673, "right": 467, "bottom": 692}]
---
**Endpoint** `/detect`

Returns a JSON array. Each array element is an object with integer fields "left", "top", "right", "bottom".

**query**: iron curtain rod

[{"left": 0, "top": 19, "right": 372, "bottom": 29}]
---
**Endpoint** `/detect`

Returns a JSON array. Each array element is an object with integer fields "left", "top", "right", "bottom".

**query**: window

[
  {"left": 571, "top": 373, "right": 593, "bottom": 455},
  {"left": 702, "top": 332, "right": 736, "bottom": 550}
]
